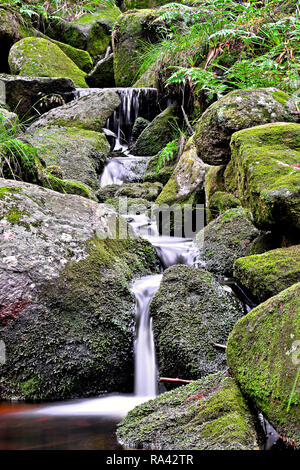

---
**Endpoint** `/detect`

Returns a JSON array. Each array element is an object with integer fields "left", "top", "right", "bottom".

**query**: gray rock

[
  {"left": 132, "top": 117, "right": 150, "bottom": 141},
  {"left": 194, "top": 88, "right": 298, "bottom": 165},
  {"left": 0, "top": 178, "right": 159, "bottom": 400},
  {"left": 86, "top": 53, "right": 115, "bottom": 87}
]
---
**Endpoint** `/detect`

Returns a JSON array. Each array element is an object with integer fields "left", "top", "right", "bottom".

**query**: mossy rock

[
  {"left": 150, "top": 265, "right": 245, "bottom": 380},
  {"left": 227, "top": 282, "right": 300, "bottom": 448},
  {"left": 131, "top": 105, "right": 178, "bottom": 156},
  {"left": 143, "top": 152, "right": 176, "bottom": 185},
  {"left": 117, "top": 372, "right": 258, "bottom": 450},
  {"left": 0, "top": 107, "right": 19, "bottom": 132},
  {"left": 0, "top": 178, "right": 159, "bottom": 400},
  {"left": 207, "top": 191, "right": 241, "bottom": 222},
  {"left": 86, "top": 53, "right": 115, "bottom": 87},
  {"left": 48, "top": 38, "right": 93, "bottom": 73},
  {"left": 194, "top": 207, "right": 260, "bottom": 277},
  {"left": 9, "top": 37, "right": 88, "bottom": 88},
  {"left": 234, "top": 245, "right": 300, "bottom": 303},
  {"left": 121, "top": 0, "right": 172, "bottom": 10},
  {"left": 205, "top": 165, "right": 226, "bottom": 202},
  {"left": 28, "top": 126, "right": 110, "bottom": 191},
  {"left": 229, "top": 122, "right": 300, "bottom": 235},
  {"left": 132, "top": 117, "right": 150, "bottom": 141},
  {"left": 27, "top": 90, "right": 121, "bottom": 133},
  {"left": 194, "top": 88, "right": 297, "bottom": 165}
]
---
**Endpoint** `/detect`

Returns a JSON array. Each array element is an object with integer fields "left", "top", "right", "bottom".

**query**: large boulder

[
  {"left": 117, "top": 373, "right": 258, "bottom": 450},
  {"left": 0, "top": 179, "right": 159, "bottom": 400},
  {"left": 194, "top": 208, "right": 260, "bottom": 277},
  {"left": 46, "top": 37, "right": 93, "bottom": 73},
  {"left": 234, "top": 245, "right": 300, "bottom": 303},
  {"left": 0, "top": 75, "right": 76, "bottom": 120},
  {"left": 131, "top": 105, "right": 178, "bottom": 156},
  {"left": 27, "top": 90, "right": 121, "bottom": 133},
  {"left": 149, "top": 265, "right": 245, "bottom": 380},
  {"left": 194, "top": 88, "right": 297, "bottom": 165},
  {"left": 85, "top": 53, "right": 115, "bottom": 87},
  {"left": 97, "top": 181, "right": 163, "bottom": 202},
  {"left": 155, "top": 137, "right": 207, "bottom": 206},
  {"left": 28, "top": 126, "right": 110, "bottom": 191},
  {"left": 227, "top": 282, "right": 300, "bottom": 447},
  {"left": 228, "top": 122, "right": 300, "bottom": 235},
  {"left": 207, "top": 191, "right": 241, "bottom": 222},
  {"left": 9, "top": 37, "right": 88, "bottom": 88},
  {"left": 47, "top": 6, "right": 121, "bottom": 59}
]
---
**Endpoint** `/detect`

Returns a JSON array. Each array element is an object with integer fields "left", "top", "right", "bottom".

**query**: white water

[{"left": 100, "top": 156, "right": 149, "bottom": 186}]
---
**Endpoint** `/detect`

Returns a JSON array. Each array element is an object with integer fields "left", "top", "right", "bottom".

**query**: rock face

[
  {"left": 194, "top": 88, "right": 297, "bottom": 165},
  {"left": 0, "top": 75, "right": 76, "bottom": 120},
  {"left": 227, "top": 282, "right": 300, "bottom": 448},
  {"left": 149, "top": 265, "right": 245, "bottom": 380},
  {"left": 228, "top": 122, "right": 300, "bottom": 235},
  {"left": 234, "top": 245, "right": 300, "bottom": 303},
  {"left": 0, "top": 179, "right": 159, "bottom": 400},
  {"left": 48, "top": 6, "right": 121, "bottom": 58},
  {"left": 131, "top": 105, "right": 178, "bottom": 156},
  {"left": 117, "top": 373, "right": 258, "bottom": 450},
  {"left": 207, "top": 191, "right": 241, "bottom": 222},
  {"left": 86, "top": 53, "right": 115, "bottom": 87},
  {"left": 28, "top": 126, "right": 110, "bottom": 191},
  {"left": 27, "top": 90, "right": 121, "bottom": 133},
  {"left": 47, "top": 38, "right": 93, "bottom": 73},
  {"left": 195, "top": 208, "right": 260, "bottom": 277},
  {"left": 9, "top": 37, "right": 88, "bottom": 88},
  {"left": 155, "top": 138, "right": 207, "bottom": 207}
]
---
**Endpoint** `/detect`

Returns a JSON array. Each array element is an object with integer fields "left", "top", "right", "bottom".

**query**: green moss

[
  {"left": 9, "top": 37, "right": 88, "bottom": 87},
  {"left": 20, "top": 378, "right": 39, "bottom": 397},
  {"left": 155, "top": 177, "right": 179, "bottom": 205},
  {"left": 207, "top": 191, "right": 241, "bottom": 222},
  {"left": 272, "top": 90, "right": 290, "bottom": 107}
]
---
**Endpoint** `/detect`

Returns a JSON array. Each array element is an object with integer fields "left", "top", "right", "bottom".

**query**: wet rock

[
  {"left": 0, "top": 75, "right": 76, "bottom": 120},
  {"left": 131, "top": 105, "right": 178, "bottom": 156},
  {"left": 194, "top": 207, "right": 260, "bottom": 277},
  {"left": 194, "top": 88, "right": 297, "bottom": 165},
  {"left": 117, "top": 372, "right": 258, "bottom": 450},
  {"left": 228, "top": 122, "right": 300, "bottom": 235},
  {"left": 28, "top": 126, "right": 110, "bottom": 190},
  {"left": 9, "top": 37, "right": 88, "bottom": 88},
  {"left": 0, "top": 178, "right": 159, "bottom": 400},
  {"left": 234, "top": 245, "right": 300, "bottom": 302},
  {"left": 150, "top": 265, "right": 245, "bottom": 380},
  {"left": 227, "top": 282, "right": 300, "bottom": 448},
  {"left": 27, "top": 90, "right": 121, "bottom": 133},
  {"left": 143, "top": 153, "right": 176, "bottom": 185},
  {"left": 132, "top": 117, "right": 150, "bottom": 141},
  {"left": 86, "top": 53, "right": 115, "bottom": 87}
]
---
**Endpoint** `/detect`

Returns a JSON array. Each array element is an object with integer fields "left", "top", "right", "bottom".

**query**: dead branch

[
  {"left": 159, "top": 377, "right": 195, "bottom": 384},
  {"left": 212, "top": 341, "right": 227, "bottom": 350}
]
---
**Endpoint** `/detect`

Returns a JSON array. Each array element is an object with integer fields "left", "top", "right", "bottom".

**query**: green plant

[{"left": 156, "top": 140, "right": 178, "bottom": 173}]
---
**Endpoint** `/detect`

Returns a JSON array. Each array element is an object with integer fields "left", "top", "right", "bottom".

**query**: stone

[
  {"left": 234, "top": 245, "right": 300, "bottom": 303},
  {"left": 0, "top": 107, "right": 18, "bottom": 131},
  {"left": 117, "top": 373, "right": 258, "bottom": 450},
  {"left": 0, "top": 8, "right": 31, "bottom": 73},
  {"left": 132, "top": 117, "right": 150, "bottom": 141},
  {"left": 143, "top": 153, "right": 176, "bottom": 185},
  {"left": 0, "top": 75, "right": 76, "bottom": 120},
  {"left": 9, "top": 37, "right": 88, "bottom": 88},
  {"left": 194, "top": 88, "right": 297, "bottom": 165},
  {"left": 194, "top": 207, "right": 260, "bottom": 277},
  {"left": 0, "top": 178, "right": 159, "bottom": 400},
  {"left": 27, "top": 126, "right": 110, "bottom": 191},
  {"left": 207, "top": 191, "right": 241, "bottom": 222},
  {"left": 27, "top": 90, "right": 121, "bottom": 133},
  {"left": 227, "top": 282, "right": 300, "bottom": 448},
  {"left": 131, "top": 105, "right": 178, "bottom": 156},
  {"left": 228, "top": 122, "right": 300, "bottom": 235},
  {"left": 85, "top": 53, "right": 115, "bottom": 87},
  {"left": 150, "top": 265, "right": 245, "bottom": 380}
]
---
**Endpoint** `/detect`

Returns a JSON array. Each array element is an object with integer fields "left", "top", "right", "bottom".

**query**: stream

[{"left": 0, "top": 88, "right": 277, "bottom": 451}]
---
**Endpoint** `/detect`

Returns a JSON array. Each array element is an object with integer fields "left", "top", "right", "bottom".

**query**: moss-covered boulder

[
  {"left": 207, "top": 191, "right": 241, "bottom": 222},
  {"left": 48, "top": 38, "right": 93, "bottom": 73},
  {"left": 27, "top": 90, "right": 121, "bottom": 133},
  {"left": 28, "top": 126, "right": 110, "bottom": 191},
  {"left": 132, "top": 117, "right": 150, "bottom": 141},
  {"left": 0, "top": 107, "right": 18, "bottom": 132},
  {"left": 143, "top": 152, "right": 176, "bottom": 185},
  {"left": 194, "top": 208, "right": 260, "bottom": 276},
  {"left": 131, "top": 105, "right": 178, "bottom": 156},
  {"left": 0, "top": 178, "right": 159, "bottom": 400},
  {"left": 9, "top": 37, "right": 88, "bottom": 88},
  {"left": 227, "top": 282, "right": 300, "bottom": 447},
  {"left": 149, "top": 265, "right": 244, "bottom": 380},
  {"left": 194, "top": 88, "right": 297, "bottom": 165},
  {"left": 47, "top": 6, "right": 121, "bottom": 58},
  {"left": 155, "top": 137, "right": 207, "bottom": 207},
  {"left": 0, "top": 75, "right": 76, "bottom": 120},
  {"left": 112, "top": 9, "right": 162, "bottom": 87},
  {"left": 228, "top": 122, "right": 300, "bottom": 235},
  {"left": 117, "top": 372, "right": 258, "bottom": 450},
  {"left": 96, "top": 181, "right": 163, "bottom": 202},
  {"left": 121, "top": 0, "right": 171, "bottom": 10},
  {"left": 86, "top": 53, "right": 115, "bottom": 87},
  {"left": 205, "top": 165, "right": 226, "bottom": 202},
  {"left": 234, "top": 245, "right": 300, "bottom": 303}
]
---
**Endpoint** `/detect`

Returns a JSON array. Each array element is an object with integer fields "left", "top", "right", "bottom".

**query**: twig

[
  {"left": 181, "top": 106, "right": 194, "bottom": 136},
  {"left": 212, "top": 341, "right": 227, "bottom": 350},
  {"left": 159, "top": 377, "right": 195, "bottom": 384}
]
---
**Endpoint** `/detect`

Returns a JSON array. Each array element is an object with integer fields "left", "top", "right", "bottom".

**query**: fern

[{"left": 156, "top": 140, "right": 178, "bottom": 173}]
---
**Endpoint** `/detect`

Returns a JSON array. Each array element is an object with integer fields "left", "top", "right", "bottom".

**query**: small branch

[
  {"left": 212, "top": 341, "right": 227, "bottom": 350},
  {"left": 159, "top": 377, "right": 195, "bottom": 384},
  {"left": 181, "top": 106, "right": 194, "bottom": 136}
]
